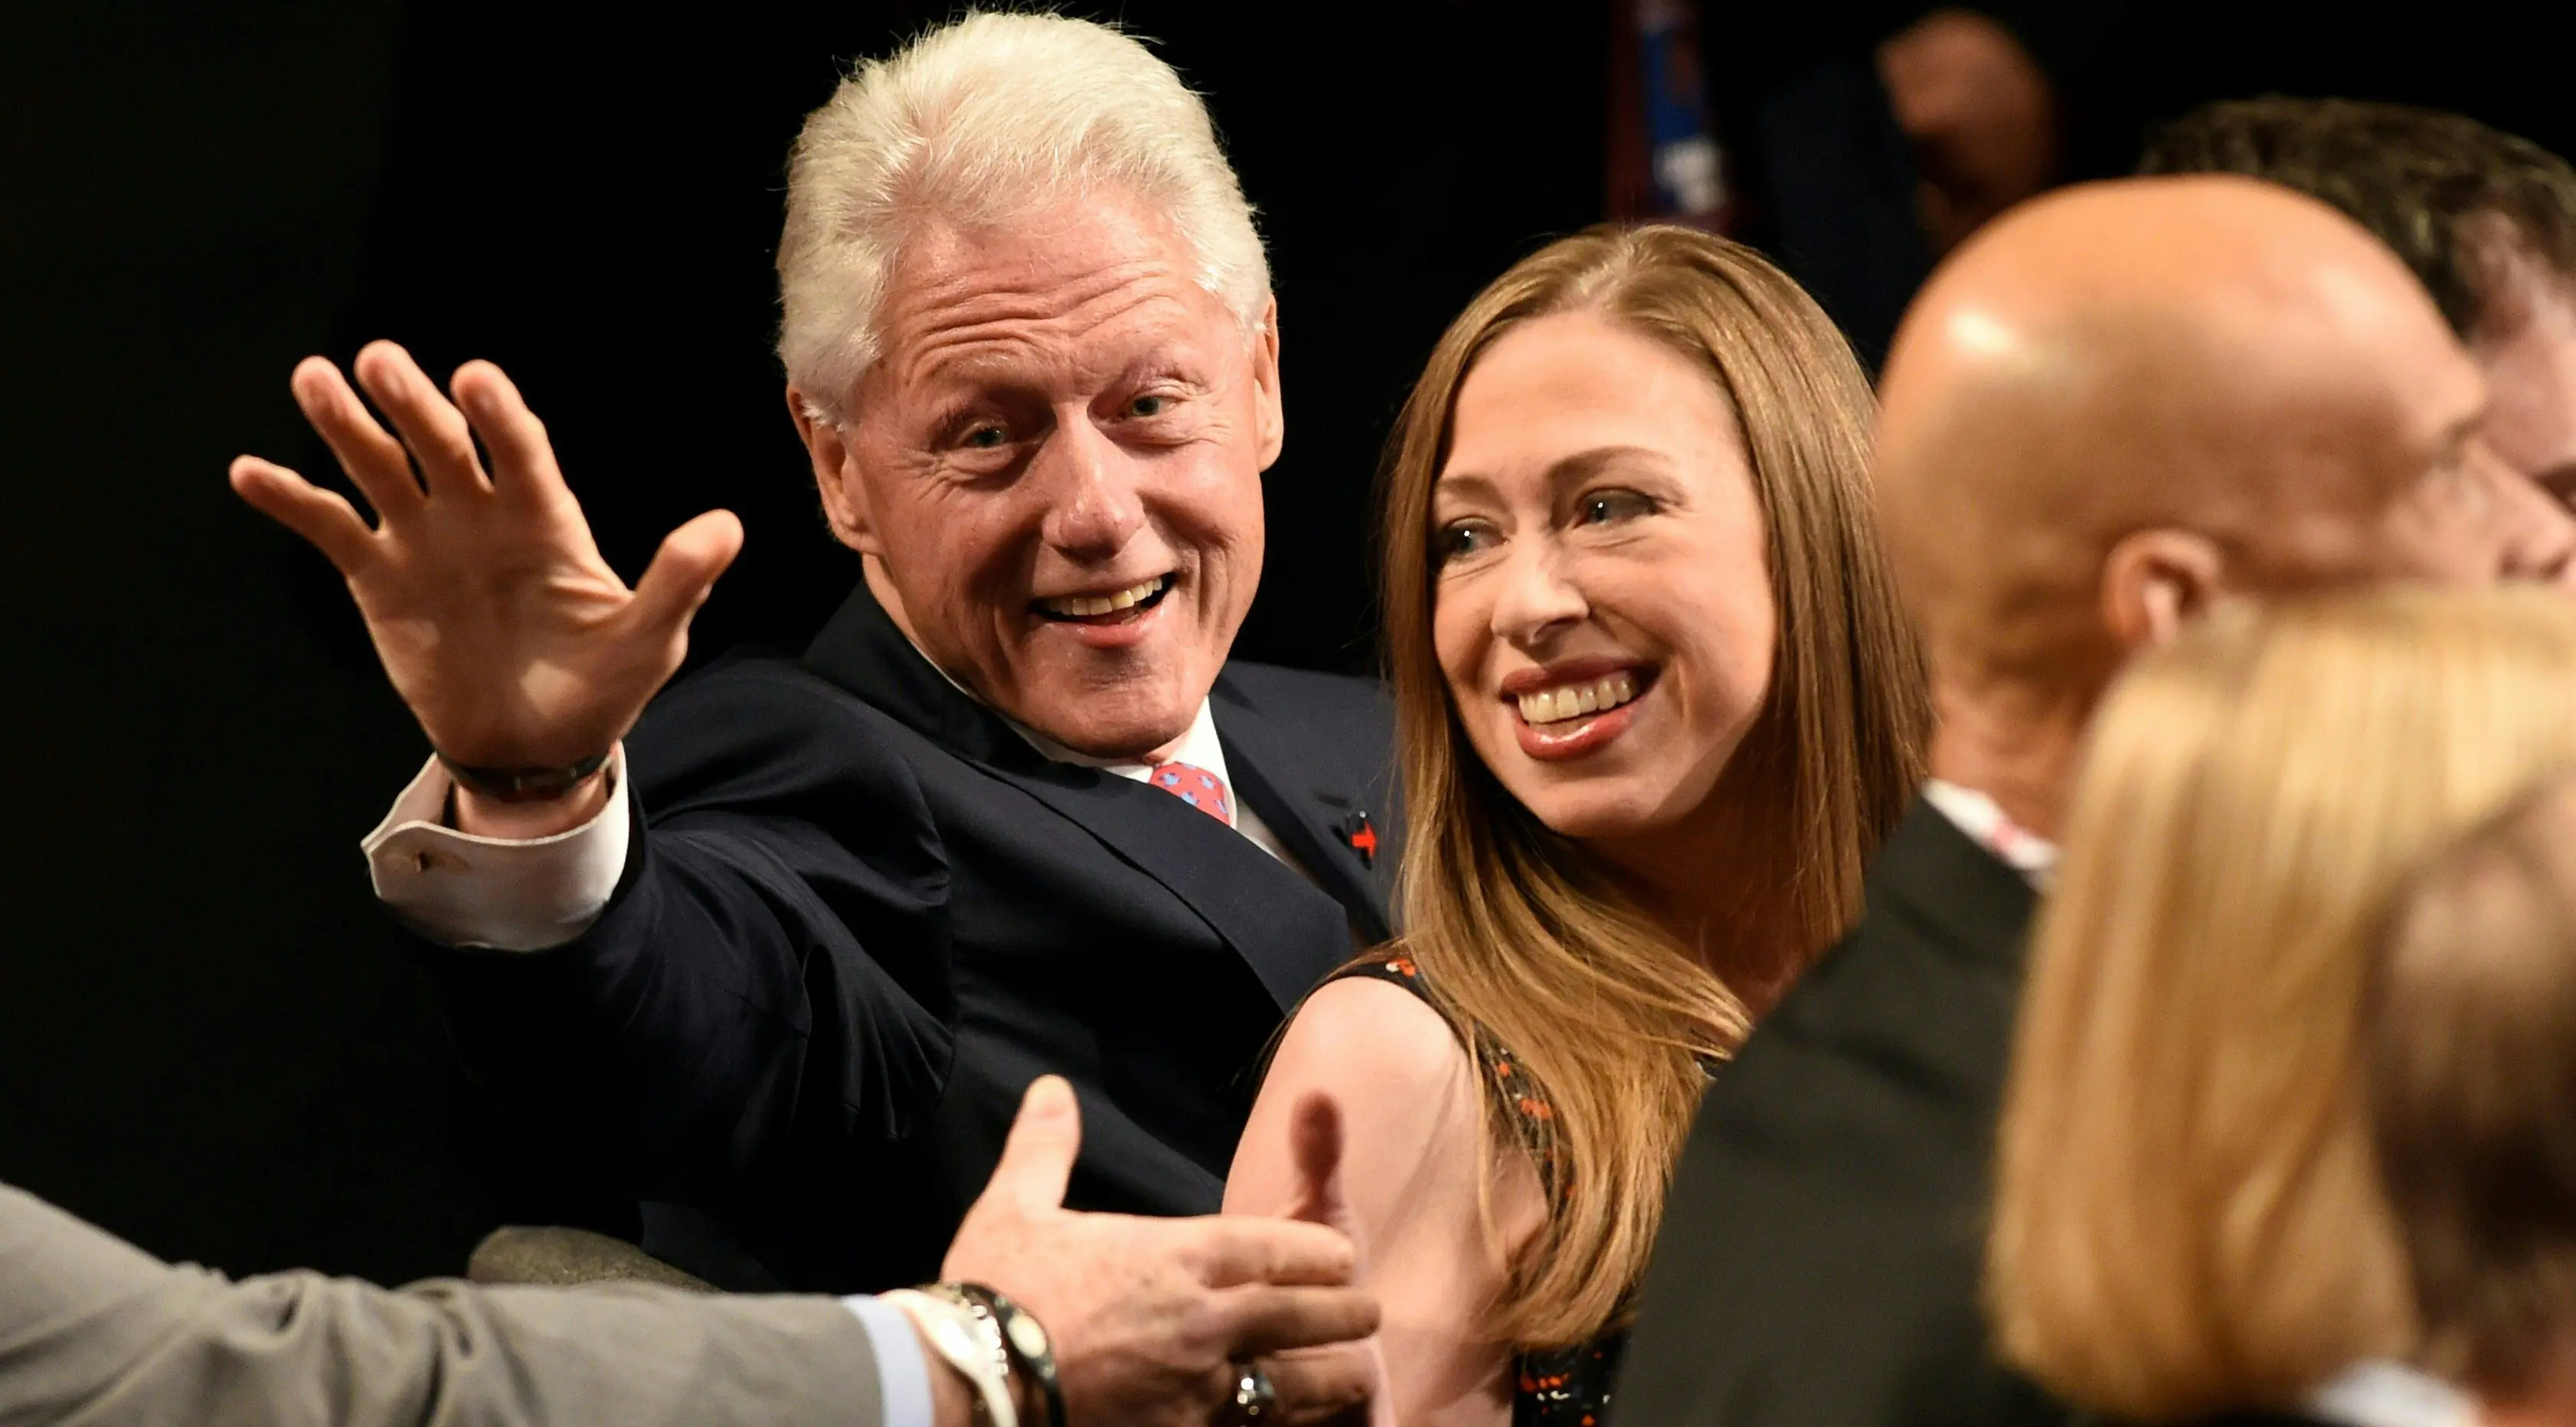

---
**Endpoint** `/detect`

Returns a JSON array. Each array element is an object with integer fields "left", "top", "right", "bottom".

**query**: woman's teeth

[
  {"left": 1040, "top": 576, "right": 1168, "bottom": 619},
  {"left": 1515, "top": 671, "right": 1640, "bottom": 725}
]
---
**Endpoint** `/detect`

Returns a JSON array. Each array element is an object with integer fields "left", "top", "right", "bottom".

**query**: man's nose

[
  {"left": 1489, "top": 537, "right": 1590, "bottom": 644},
  {"left": 1035, "top": 417, "right": 1147, "bottom": 560},
  {"left": 2486, "top": 447, "right": 2576, "bottom": 591}
]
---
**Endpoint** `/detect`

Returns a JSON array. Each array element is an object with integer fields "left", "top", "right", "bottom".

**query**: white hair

[{"left": 777, "top": 11, "right": 1271, "bottom": 423}]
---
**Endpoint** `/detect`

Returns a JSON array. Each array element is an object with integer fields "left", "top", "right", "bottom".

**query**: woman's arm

[{"left": 1225, "top": 977, "right": 1548, "bottom": 1427}]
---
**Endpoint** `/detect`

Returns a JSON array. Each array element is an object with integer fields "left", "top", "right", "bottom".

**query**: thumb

[
  {"left": 629, "top": 509, "right": 744, "bottom": 638},
  {"left": 1286, "top": 1091, "right": 1348, "bottom": 1229},
  {"left": 980, "top": 1075, "right": 1083, "bottom": 1216}
]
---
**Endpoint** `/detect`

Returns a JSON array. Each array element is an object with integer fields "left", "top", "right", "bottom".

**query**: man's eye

[
  {"left": 1127, "top": 393, "right": 1170, "bottom": 419},
  {"left": 1577, "top": 489, "right": 1658, "bottom": 525},
  {"left": 960, "top": 425, "right": 1007, "bottom": 450}
]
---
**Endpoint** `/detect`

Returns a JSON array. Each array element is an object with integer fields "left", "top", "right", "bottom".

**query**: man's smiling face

[{"left": 799, "top": 191, "right": 1281, "bottom": 759}]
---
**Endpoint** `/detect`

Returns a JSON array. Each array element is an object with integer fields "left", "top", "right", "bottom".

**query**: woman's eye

[
  {"left": 1577, "top": 489, "right": 1657, "bottom": 525},
  {"left": 1433, "top": 522, "right": 1494, "bottom": 563}
]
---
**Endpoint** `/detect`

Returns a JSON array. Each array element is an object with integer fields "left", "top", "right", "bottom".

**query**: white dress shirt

[
  {"left": 2309, "top": 1360, "right": 2475, "bottom": 1427},
  {"left": 1920, "top": 778, "right": 2059, "bottom": 887}
]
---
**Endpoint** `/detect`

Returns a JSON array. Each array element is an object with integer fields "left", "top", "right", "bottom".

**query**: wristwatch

[{"left": 884, "top": 1287, "right": 1020, "bottom": 1427}]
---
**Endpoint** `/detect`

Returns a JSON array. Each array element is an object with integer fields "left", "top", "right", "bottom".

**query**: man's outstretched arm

[{"left": 0, "top": 1078, "right": 1378, "bottom": 1427}]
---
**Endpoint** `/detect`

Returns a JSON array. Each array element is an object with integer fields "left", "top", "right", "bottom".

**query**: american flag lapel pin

[{"left": 1340, "top": 810, "right": 1378, "bottom": 868}]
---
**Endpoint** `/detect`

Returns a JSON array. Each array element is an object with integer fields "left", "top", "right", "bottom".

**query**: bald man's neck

[{"left": 1926, "top": 675, "right": 2100, "bottom": 841}]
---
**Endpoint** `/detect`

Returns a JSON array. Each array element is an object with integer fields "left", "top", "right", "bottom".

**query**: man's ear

[
  {"left": 2101, "top": 527, "right": 2226, "bottom": 651},
  {"left": 1250, "top": 299, "right": 1285, "bottom": 471},
  {"left": 787, "top": 385, "right": 878, "bottom": 555}
]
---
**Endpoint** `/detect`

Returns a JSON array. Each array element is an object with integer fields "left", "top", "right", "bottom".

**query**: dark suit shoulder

[
  {"left": 627, "top": 656, "right": 937, "bottom": 800},
  {"left": 1214, "top": 662, "right": 1392, "bottom": 728},
  {"left": 1211, "top": 661, "right": 1398, "bottom": 793},
  {"left": 1614, "top": 797, "right": 2062, "bottom": 1427}
]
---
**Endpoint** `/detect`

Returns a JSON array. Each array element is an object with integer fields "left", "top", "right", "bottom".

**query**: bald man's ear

[
  {"left": 2102, "top": 529, "right": 2225, "bottom": 651},
  {"left": 787, "top": 385, "right": 879, "bottom": 556}
]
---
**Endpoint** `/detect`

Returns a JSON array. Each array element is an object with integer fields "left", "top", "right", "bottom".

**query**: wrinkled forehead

[{"left": 865, "top": 194, "right": 1240, "bottom": 399}]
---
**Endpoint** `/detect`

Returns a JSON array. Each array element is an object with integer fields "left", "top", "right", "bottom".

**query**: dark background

[{"left": 3, "top": 1, "right": 2571, "bottom": 1284}]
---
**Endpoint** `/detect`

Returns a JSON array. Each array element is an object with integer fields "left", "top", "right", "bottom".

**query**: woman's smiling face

[{"left": 1430, "top": 308, "right": 1778, "bottom": 844}]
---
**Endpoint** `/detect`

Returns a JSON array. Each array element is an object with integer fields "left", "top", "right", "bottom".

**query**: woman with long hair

[
  {"left": 1989, "top": 587, "right": 2576, "bottom": 1425},
  {"left": 1224, "top": 225, "right": 1929, "bottom": 1425}
]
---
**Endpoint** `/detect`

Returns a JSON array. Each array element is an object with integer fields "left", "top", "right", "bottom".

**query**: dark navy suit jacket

[
  {"left": 1614, "top": 796, "right": 2070, "bottom": 1427},
  {"left": 418, "top": 582, "right": 1404, "bottom": 1292}
]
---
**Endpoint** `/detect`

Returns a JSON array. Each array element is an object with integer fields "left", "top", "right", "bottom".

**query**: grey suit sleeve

[{"left": 0, "top": 1184, "right": 883, "bottom": 1427}]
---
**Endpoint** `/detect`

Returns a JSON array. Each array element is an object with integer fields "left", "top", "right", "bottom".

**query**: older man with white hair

[{"left": 230, "top": 5, "right": 1401, "bottom": 1369}]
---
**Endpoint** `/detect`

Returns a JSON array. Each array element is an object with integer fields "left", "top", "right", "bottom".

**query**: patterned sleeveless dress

[{"left": 1326, "top": 955, "right": 1626, "bottom": 1427}]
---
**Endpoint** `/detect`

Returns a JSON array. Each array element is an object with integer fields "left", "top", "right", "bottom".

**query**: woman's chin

[{"left": 1516, "top": 785, "right": 1686, "bottom": 845}]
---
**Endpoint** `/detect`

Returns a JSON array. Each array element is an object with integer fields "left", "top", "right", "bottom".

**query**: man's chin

[{"left": 1002, "top": 677, "right": 1208, "bottom": 763}]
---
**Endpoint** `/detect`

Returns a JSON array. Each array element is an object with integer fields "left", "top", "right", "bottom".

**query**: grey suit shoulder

[{"left": 0, "top": 1181, "right": 882, "bottom": 1427}]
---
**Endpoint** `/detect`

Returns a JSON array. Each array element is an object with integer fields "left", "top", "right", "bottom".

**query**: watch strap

[{"left": 434, "top": 749, "right": 611, "bottom": 803}]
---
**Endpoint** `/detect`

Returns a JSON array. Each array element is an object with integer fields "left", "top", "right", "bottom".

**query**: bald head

[{"left": 1878, "top": 175, "right": 2506, "bottom": 696}]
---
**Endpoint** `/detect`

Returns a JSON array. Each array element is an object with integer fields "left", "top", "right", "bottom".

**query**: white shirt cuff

[
  {"left": 844, "top": 1295, "right": 937, "bottom": 1427},
  {"left": 359, "top": 746, "right": 632, "bottom": 952}
]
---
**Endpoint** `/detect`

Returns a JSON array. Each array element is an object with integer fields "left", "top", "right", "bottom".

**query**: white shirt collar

[
  {"left": 2307, "top": 1360, "right": 2476, "bottom": 1427},
  {"left": 1921, "top": 779, "right": 2060, "bottom": 887}
]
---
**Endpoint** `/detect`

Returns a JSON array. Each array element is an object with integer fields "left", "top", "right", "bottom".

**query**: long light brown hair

[
  {"left": 1991, "top": 587, "right": 2576, "bottom": 1420},
  {"left": 1378, "top": 224, "right": 1930, "bottom": 1347}
]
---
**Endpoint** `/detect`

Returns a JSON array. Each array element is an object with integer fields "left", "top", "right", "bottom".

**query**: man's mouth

[
  {"left": 1034, "top": 575, "right": 1174, "bottom": 624},
  {"left": 1513, "top": 669, "right": 1646, "bottom": 726}
]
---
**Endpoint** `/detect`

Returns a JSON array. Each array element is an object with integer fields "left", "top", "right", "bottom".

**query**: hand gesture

[
  {"left": 229, "top": 341, "right": 740, "bottom": 788},
  {"left": 944, "top": 1077, "right": 1381, "bottom": 1427}
]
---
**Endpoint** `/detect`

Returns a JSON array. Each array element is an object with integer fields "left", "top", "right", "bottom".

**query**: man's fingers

[
  {"left": 628, "top": 510, "right": 744, "bottom": 641},
  {"left": 290, "top": 356, "right": 423, "bottom": 518},
  {"left": 1253, "top": 1342, "right": 1378, "bottom": 1426},
  {"left": 1211, "top": 1285, "right": 1381, "bottom": 1358},
  {"left": 1190, "top": 1216, "right": 1357, "bottom": 1290},
  {"left": 229, "top": 457, "right": 378, "bottom": 575},
  {"left": 451, "top": 359, "right": 571, "bottom": 507},
  {"left": 973, "top": 1075, "right": 1084, "bottom": 1216},
  {"left": 351, "top": 340, "right": 489, "bottom": 501}
]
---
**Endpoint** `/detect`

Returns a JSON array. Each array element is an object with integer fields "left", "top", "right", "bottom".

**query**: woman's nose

[{"left": 1489, "top": 540, "right": 1589, "bottom": 643}]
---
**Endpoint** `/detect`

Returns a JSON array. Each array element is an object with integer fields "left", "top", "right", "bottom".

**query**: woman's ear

[
  {"left": 787, "top": 385, "right": 878, "bottom": 555},
  {"left": 2100, "top": 528, "right": 2225, "bottom": 651}
]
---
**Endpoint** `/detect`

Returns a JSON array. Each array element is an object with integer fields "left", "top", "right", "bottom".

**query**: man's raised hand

[{"left": 229, "top": 342, "right": 740, "bottom": 831}]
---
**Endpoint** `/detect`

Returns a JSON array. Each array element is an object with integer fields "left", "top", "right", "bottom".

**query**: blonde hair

[
  {"left": 1992, "top": 586, "right": 2576, "bottom": 1420},
  {"left": 2370, "top": 771, "right": 2576, "bottom": 1398},
  {"left": 776, "top": 11, "right": 1270, "bottom": 421},
  {"left": 1379, "top": 224, "right": 1930, "bottom": 1347}
]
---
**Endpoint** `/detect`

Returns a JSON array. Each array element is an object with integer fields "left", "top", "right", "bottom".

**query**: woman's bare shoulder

[{"left": 1273, "top": 974, "right": 1476, "bottom": 1099}]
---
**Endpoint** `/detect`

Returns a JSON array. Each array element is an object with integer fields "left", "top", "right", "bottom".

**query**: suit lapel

[
  {"left": 1001, "top": 768, "right": 1352, "bottom": 1010},
  {"left": 801, "top": 582, "right": 1355, "bottom": 1011},
  {"left": 1872, "top": 793, "right": 2040, "bottom": 975},
  {"left": 1211, "top": 689, "right": 1394, "bottom": 945}
]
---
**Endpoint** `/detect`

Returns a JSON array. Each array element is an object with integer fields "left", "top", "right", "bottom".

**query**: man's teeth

[
  {"left": 1041, "top": 576, "right": 1167, "bottom": 619},
  {"left": 1516, "top": 672, "right": 1641, "bottom": 725}
]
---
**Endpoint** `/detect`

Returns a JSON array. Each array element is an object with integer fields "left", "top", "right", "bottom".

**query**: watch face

[
  {"left": 930, "top": 1316, "right": 981, "bottom": 1360},
  {"left": 1005, "top": 1313, "right": 1050, "bottom": 1360}
]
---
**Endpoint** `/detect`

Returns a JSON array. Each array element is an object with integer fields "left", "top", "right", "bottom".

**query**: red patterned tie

[{"left": 1149, "top": 761, "right": 1234, "bottom": 828}]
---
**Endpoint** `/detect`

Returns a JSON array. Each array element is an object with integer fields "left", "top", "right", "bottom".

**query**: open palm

[{"left": 230, "top": 341, "right": 740, "bottom": 773}]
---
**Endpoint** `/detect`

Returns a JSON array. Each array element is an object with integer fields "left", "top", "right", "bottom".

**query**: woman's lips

[
  {"left": 1514, "top": 697, "right": 1642, "bottom": 761},
  {"left": 1506, "top": 665, "right": 1654, "bottom": 762}
]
